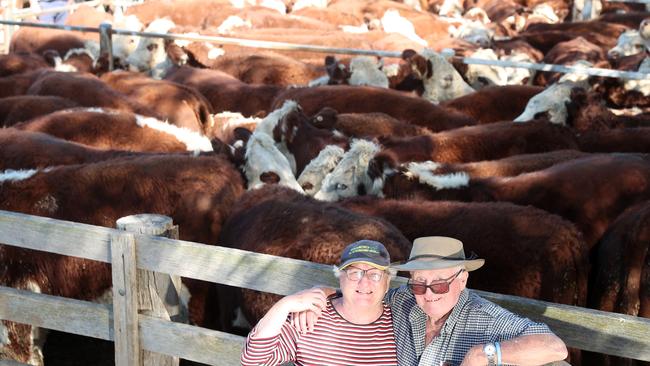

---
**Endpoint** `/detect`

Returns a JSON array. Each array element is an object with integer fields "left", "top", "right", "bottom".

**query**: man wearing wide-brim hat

[{"left": 387, "top": 236, "right": 567, "bottom": 366}]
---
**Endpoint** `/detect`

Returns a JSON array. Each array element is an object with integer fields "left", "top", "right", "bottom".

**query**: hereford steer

[
  {"left": 165, "top": 65, "right": 286, "bottom": 117},
  {"left": 13, "top": 108, "right": 217, "bottom": 153},
  {"left": 25, "top": 71, "right": 157, "bottom": 118},
  {"left": 587, "top": 200, "right": 650, "bottom": 365},
  {"left": 0, "top": 128, "right": 159, "bottom": 171},
  {"left": 0, "top": 154, "right": 245, "bottom": 364},
  {"left": 0, "top": 95, "right": 80, "bottom": 127},
  {"left": 379, "top": 154, "right": 650, "bottom": 248},
  {"left": 100, "top": 70, "right": 214, "bottom": 132},
  {"left": 271, "top": 85, "right": 477, "bottom": 132}
]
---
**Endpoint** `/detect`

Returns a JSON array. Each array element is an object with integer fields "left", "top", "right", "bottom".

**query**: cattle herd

[{"left": 0, "top": 0, "right": 649, "bottom": 364}]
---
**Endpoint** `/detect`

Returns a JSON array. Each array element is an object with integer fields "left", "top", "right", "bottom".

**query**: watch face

[{"left": 484, "top": 344, "right": 496, "bottom": 355}]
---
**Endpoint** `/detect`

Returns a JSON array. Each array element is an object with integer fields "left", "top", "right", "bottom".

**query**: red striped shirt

[{"left": 241, "top": 299, "right": 398, "bottom": 366}]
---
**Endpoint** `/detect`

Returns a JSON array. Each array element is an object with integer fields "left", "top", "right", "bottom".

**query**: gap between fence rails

[{"left": 0, "top": 19, "right": 649, "bottom": 80}]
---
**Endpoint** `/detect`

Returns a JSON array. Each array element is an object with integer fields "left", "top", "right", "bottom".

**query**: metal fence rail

[{"left": 1, "top": 15, "right": 650, "bottom": 80}]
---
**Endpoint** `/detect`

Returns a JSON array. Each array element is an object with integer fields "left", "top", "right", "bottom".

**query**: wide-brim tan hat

[{"left": 392, "top": 236, "right": 484, "bottom": 271}]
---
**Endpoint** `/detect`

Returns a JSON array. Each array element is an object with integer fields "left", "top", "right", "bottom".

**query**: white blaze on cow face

[
  {"left": 608, "top": 30, "right": 644, "bottom": 59},
  {"left": 404, "top": 161, "right": 470, "bottom": 189},
  {"left": 134, "top": 114, "right": 213, "bottom": 153},
  {"left": 515, "top": 62, "right": 591, "bottom": 124},
  {"left": 438, "top": 0, "right": 463, "bottom": 17},
  {"left": 381, "top": 10, "right": 428, "bottom": 47},
  {"left": 465, "top": 49, "right": 507, "bottom": 88},
  {"left": 314, "top": 139, "right": 380, "bottom": 201},
  {"left": 256, "top": 100, "right": 300, "bottom": 174},
  {"left": 529, "top": 3, "right": 561, "bottom": 24},
  {"left": 126, "top": 18, "right": 176, "bottom": 78},
  {"left": 348, "top": 56, "right": 390, "bottom": 88},
  {"left": 244, "top": 132, "right": 304, "bottom": 193},
  {"left": 421, "top": 49, "right": 475, "bottom": 103},
  {"left": 298, "top": 145, "right": 345, "bottom": 196},
  {"left": 111, "top": 14, "right": 144, "bottom": 64}
]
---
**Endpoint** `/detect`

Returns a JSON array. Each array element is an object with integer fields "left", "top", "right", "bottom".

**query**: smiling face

[
  {"left": 339, "top": 263, "right": 390, "bottom": 309},
  {"left": 410, "top": 266, "right": 468, "bottom": 322}
]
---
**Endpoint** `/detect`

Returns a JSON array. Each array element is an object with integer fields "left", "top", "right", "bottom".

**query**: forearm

[
  {"left": 499, "top": 334, "right": 568, "bottom": 365},
  {"left": 251, "top": 299, "right": 291, "bottom": 339}
]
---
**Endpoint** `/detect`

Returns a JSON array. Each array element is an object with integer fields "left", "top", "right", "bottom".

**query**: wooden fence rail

[{"left": 0, "top": 209, "right": 649, "bottom": 365}]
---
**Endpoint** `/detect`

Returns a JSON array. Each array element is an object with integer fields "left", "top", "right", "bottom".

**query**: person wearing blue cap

[{"left": 241, "top": 239, "right": 399, "bottom": 366}]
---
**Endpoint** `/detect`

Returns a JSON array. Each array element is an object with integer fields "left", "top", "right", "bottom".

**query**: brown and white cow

[
  {"left": 586, "top": 200, "right": 650, "bottom": 366},
  {"left": 25, "top": 71, "right": 157, "bottom": 118},
  {"left": 13, "top": 108, "right": 219, "bottom": 154},
  {"left": 0, "top": 95, "right": 80, "bottom": 127},
  {"left": 100, "top": 70, "right": 214, "bottom": 132},
  {"left": 379, "top": 154, "right": 650, "bottom": 249},
  {"left": 271, "top": 85, "right": 477, "bottom": 132},
  {"left": 0, "top": 128, "right": 161, "bottom": 171},
  {"left": 0, "top": 154, "right": 244, "bottom": 364},
  {"left": 165, "top": 65, "right": 287, "bottom": 117}
]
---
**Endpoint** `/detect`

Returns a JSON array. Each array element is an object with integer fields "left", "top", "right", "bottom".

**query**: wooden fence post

[{"left": 115, "top": 214, "right": 185, "bottom": 366}]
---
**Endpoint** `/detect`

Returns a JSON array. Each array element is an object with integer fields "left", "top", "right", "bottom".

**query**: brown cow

[
  {"left": 367, "top": 120, "right": 579, "bottom": 181},
  {"left": 0, "top": 69, "right": 49, "bottom": 99},
  {"left": 216, "top": 184, "right": 411, "bottom": 324},
  {"left": 0, "top": 128, "right": 164, "bottom": 171},
  {"left": 379, "top": 154, "right": 650, "bottom": 249},
  {"left": 25, "top": 71, "right": 156, "bottom": 117},
  {"left": 13, "top": 108, "right": 219, "bottom": 153},
  {"left": 587, "top": 200, "right": 650, "bottom": 366},
  {"left": 271, "top": 85, "right": 477, "bottom": 132},
  {"left": 0, "top": 52, "right": 50, "bottom": 77},
  {"left": 0, "top": 154, "right": 244, "bottom": 364},
  {"left": 100, "top": 70, "right": 214, "bottom": 132},
  {"left": 309, "top": 107, "right": 432, "bottom": 139},
  {"left": 0, "top": 95, "right": 80, "bottom": 127},
  {"left": 165, "top": 65, "right": 286, "bottom": 117},
  {"left": 440, "top": 85, "right": 545, "bottom": 124}
]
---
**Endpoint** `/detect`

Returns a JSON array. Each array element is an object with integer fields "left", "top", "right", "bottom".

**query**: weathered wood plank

[
  {"left": 476, "top": 290, "right": 650, "bottom": 361},
  {"left": 0, "top": 286, "right": 113, "bottom": 340},
  {"left": 0, "top": 210, "right": 112, "bottom": 263},
  {"left": 111, "top": 233, "right": 140, "bottom": 366},
  {"left": 0, "top": 287, "right": 245, "bottom": 365},
  {"left": 139, "top": 316, "right": 244, "bottom": 365}
]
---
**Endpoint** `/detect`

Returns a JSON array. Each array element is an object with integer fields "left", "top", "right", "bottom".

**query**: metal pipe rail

[{"left": 1, "top": 19, "right": 649, "bottom": 80}]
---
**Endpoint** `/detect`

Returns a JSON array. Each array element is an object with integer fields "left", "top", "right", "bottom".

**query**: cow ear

[
  {"left": 426, "top": 60, "right": 433, "bottom": 79},
  {"left": 233, "top": 127, "right": 252, "bottom": 144},
  {"left": 402, "top": 49, "right": 417, "bottom": 60},
  {"left": 260, "top": 171, "right": 281, "bottom": 184},
  {"left": 325, "top": 55, "right": 336, "bottom": 67}
]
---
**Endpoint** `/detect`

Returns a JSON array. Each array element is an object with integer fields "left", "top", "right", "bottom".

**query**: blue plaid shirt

[{"left": 385, "top": 287, "right": 553, "bottom": 366}]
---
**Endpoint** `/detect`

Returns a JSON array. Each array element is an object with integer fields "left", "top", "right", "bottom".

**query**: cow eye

[
  {"left": 335, "top": 183, "right": 348, "bottom": 191},
  {"left": 147, "top": 43, "right": 158, "bottom": 51}
]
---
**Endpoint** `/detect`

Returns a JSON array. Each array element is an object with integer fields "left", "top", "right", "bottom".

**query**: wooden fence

[{"left": 0, "top": 209, "right": 649, "bottom": 365}]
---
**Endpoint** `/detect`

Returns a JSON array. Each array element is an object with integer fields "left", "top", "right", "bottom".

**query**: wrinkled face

[
  {"left": 340, "top": 263, "right": 390, "bottom": 308},
  {"left": 410, "top": 266, "right": 467, "bottom": 322}
]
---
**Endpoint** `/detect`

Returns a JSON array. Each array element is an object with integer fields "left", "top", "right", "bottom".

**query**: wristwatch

[{"left": 483, "top": 343, "right": 497, "bottom": 366}]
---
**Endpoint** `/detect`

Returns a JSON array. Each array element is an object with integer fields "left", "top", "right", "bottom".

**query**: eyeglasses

[
  {"left": 344, "top": 267, "right": 386, "bottom": 282},
  {"left": 408, "top": 269, "right": 464, "bottom": 295}
]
